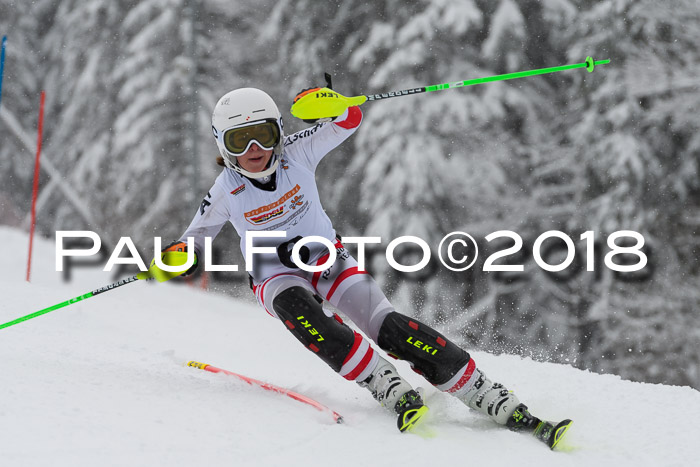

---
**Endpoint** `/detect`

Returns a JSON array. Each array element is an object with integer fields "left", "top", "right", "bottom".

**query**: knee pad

[
  {"left": 272, "top": 286, "right": 355, "bottom": 372},
  {"left": 377, "top": 311, "right": 470, "bottom": 386}
]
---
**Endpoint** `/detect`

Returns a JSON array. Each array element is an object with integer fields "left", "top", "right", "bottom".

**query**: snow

[{"left": 1, "top": 225, "right": 698, "bottom": 467}]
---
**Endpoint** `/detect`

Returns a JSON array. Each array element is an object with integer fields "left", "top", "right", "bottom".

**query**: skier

[{"left": 150, "top": 87, "right": 570, "bottom": 447}]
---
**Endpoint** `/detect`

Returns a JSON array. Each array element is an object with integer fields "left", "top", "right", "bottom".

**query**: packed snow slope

[{"left": 1, "top": 226, "right": 698, "bottom": 467}]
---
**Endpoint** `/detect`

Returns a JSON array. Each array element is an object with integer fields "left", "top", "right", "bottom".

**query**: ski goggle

[{"left": 221, "top": 120, "right": 280, "bottom": 156}]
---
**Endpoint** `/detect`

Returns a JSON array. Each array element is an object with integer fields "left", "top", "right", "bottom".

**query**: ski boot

[
  {"left": 456, "top": 368, "right": 522, "bottom": 425},
  {"left": 359, "top": 357, "right": 429, "bottom": 432},
  {"left": 455, "top": 368, "right": 571, "bottom": 448},
  {"left": 506, "top": 403, "right": 573, "bottom": 450}
]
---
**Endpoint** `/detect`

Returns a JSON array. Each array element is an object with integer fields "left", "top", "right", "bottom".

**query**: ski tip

[
  {"left": 398, "top": 405, "right": 430, "bottom": 433},
  {"left": 550, "top": 419, "right": 573, "bottom": 450}
]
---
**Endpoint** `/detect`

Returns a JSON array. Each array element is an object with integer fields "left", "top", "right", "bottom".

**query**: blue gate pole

[{"left": 0, "top": 36, "right": 7, "bottom": 108}]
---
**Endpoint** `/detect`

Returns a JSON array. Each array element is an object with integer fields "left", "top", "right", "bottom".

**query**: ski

[
  {"left": 507, "top": 403, "right": 573, "bottom": 449},
  {"left": 398, "top": 405, "right": 429, "bottom": 433},
  {"left": 534, "top": 419, "right": 573, "bottom": 450},
  {"left": 395, "top": 389, "right": 429, "bottom": 433}
]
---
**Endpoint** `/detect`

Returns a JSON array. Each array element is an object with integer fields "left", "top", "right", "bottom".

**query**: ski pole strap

[
  {"left": 365, "top": 57, "right": 610, "bottom": 102},
  {"left": 0, "top": 275, "right": 141, "bottom": 330}
]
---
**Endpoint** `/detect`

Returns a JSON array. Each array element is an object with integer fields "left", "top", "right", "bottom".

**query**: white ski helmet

[{"left": 211, "top": 88, "right": 284, "bottom": 178}]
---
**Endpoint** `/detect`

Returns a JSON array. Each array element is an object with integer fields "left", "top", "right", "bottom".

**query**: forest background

[{"left": 1, "top": 0, "right": 698, "bottom": 389}]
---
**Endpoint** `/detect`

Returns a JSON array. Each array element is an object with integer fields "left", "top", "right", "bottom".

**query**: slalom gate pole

[
  {"left": 0, "top": 35, "right": 6, "bottom": 108},
  {"left": 187, "top": 361, "right": 344, "bottom": 424},
  {"left": 26, "top": 91, "right": 46, "bottom": 282},
  {"left": 364, "top": 56, "right": 611, "bottom": 102},
  {"left": 0, "top": 275, "right": 142, "bottom": 330}
]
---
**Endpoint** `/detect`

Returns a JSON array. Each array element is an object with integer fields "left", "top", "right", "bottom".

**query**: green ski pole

[
  {"left": 0, "top": 275, "right": 142, "bottom": 330},
  {"left": 291, "top": 57, "right": 611, "bottom": 119},
  {"left": 365, "top": 56, "right": 610, "bottom": 101}
]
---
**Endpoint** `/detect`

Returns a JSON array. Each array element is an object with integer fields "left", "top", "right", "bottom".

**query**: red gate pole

[
  {"left": 26, "top": 90, "right": 45, "bottom": 282},
  {"left": 187, "top": 360, "right": 344, "bottom": 423}
]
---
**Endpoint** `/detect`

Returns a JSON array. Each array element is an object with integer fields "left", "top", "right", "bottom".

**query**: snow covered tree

[
  {"left": 0, "top": 0, "right": 57, "bottom": 227},
  {"left": 337, "top": 0, "right": 577, "bottom": 344},
  {"left": 35, "top": 0, "right": 130, "bottom": 242},
  {"left": 562, "top": 0, "right": 700, "bottom": 386}
]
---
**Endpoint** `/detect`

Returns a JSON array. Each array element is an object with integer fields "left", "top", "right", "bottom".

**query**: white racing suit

[
  {"left": 179, "top": 107, "right": 388, "bottom": 381},
  {"left": 178, "top": 107, "right": 510, "bottom": 421}
]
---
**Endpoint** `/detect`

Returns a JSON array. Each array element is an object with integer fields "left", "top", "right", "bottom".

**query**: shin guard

[
  {"left": 272, "top": 286, "right": 376, "bottom": 380},
  {"left": 376, "top": 312, "right": 519, "bottom": 425},
  {"left": 376, "top": 311, "right": 470, "bottom": 386}
]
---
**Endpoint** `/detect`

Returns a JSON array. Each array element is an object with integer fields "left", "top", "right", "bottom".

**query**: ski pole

[
  {"left": 291, "top": 56, "right": 611, "bottom": 119},
  {"left": 187, "top": 361, "right": 344, "bottom": 423},
  {"left": 0, "top": 275, "right": 142, "bottom": 330},
  {"left": 364, "top": 56, "right": 610, "bottom": 102}
]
